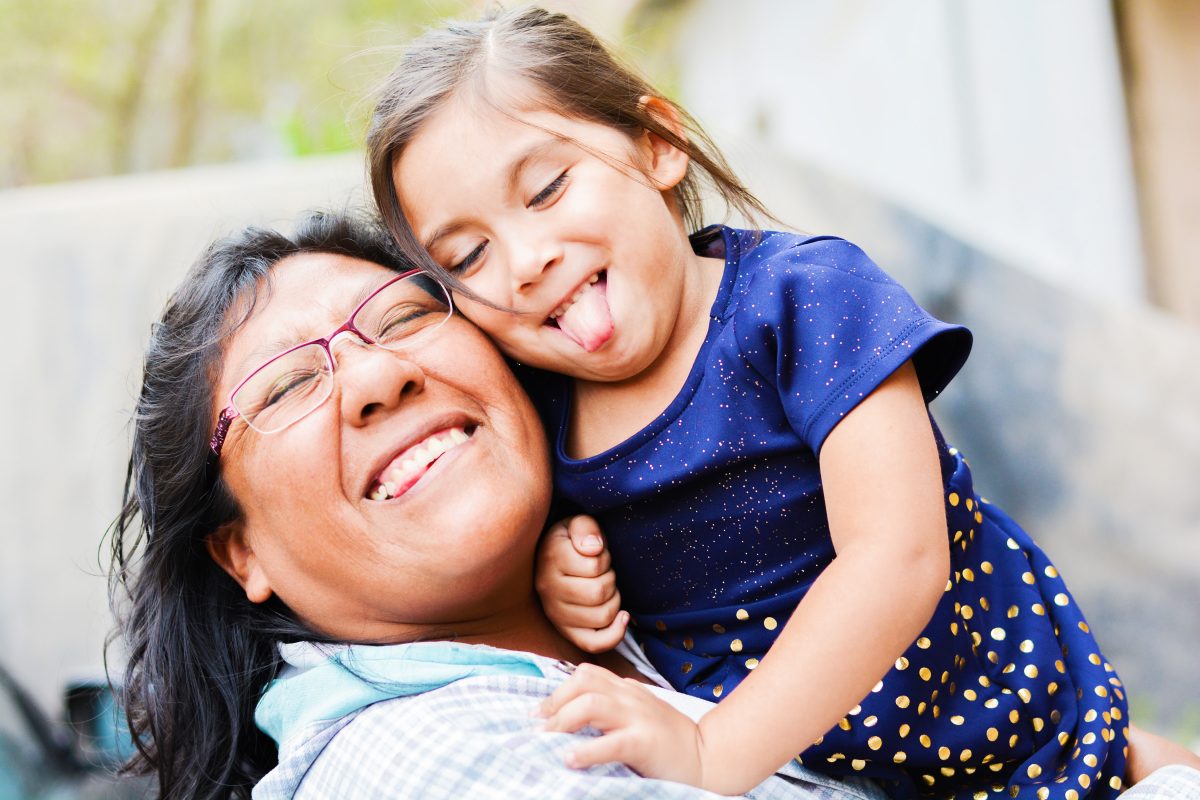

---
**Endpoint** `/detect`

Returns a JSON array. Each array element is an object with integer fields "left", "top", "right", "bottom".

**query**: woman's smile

[{"left": 367, "top": 424, "right": 474, "bottom": 501}]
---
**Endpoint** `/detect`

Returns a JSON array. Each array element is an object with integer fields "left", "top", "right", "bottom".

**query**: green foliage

[{"left": 0, "top": 0, "right": 473, "bottom": 187}]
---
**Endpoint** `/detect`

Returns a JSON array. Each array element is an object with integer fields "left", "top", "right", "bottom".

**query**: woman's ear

[
  {"left": 637, "top": 95, "right": 690, "bottom": 192},
  {"left": 207, "top": 521, "right": 274, "bottom": 604}
]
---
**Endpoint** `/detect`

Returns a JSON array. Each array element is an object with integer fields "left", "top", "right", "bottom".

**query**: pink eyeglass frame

[{"left": 208, "top": 269, "right": 449, "bottom": 460}]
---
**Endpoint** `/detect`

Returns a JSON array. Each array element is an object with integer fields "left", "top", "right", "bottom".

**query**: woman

[{"left": 107, "top": 211, "right": 891, "bottom": 800}]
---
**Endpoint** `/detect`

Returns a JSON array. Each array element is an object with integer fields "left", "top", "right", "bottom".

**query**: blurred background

[{"left": 1, "top": 0, "right": 1197, "bottom": 793}]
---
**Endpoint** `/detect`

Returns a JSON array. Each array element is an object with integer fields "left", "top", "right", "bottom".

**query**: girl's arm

[{"left": 539, "top": 360, "right": 950, "bottom": 795}]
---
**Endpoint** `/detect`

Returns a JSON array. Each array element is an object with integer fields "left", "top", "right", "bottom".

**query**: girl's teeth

[
  {"left": 549, "top": 274, "right": 602, "bottom": 321},
  {"left": 371, "top": 486, "right": 388, "bottom": 501},
  {"left": 449, "top": 428, "right": 469, "bottom": 445}
]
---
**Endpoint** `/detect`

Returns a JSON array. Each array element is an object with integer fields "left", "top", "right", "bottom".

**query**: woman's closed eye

[
  {"left": 528, "top": 171, "right": 568, "bottom": 208},
  {"left": 262, "top": 369, "right": 322, "bottom": 409}
]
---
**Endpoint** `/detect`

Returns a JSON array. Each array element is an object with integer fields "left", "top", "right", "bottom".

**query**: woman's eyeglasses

[{"left": 208, "top": 270, "right": 453, "bottom": 460}]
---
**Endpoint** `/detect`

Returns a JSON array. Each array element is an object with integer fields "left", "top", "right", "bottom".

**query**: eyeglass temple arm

[{"left": 210, "top": 407, "right": 238, "bottom": 458}]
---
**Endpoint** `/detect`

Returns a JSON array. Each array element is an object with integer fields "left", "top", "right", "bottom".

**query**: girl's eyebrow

[{"left": 422, "top": 139, "right": 567, "bottom": 252}]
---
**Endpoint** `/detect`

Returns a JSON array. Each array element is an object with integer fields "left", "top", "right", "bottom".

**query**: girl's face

[
  {"left": 393, "top": 88, "right": 700, "bottom": 383},
  {"left": 210, "top": 252, "right": 551, "bottom": 641}
]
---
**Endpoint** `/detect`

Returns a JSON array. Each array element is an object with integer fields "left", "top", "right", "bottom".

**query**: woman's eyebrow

[{"left": 422, "top": 139, "right": 567, "bottom": 252}]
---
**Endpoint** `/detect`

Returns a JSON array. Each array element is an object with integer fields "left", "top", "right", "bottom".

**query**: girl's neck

[{"left": 567, "top": 247, "right": 727, "bottom": 459}]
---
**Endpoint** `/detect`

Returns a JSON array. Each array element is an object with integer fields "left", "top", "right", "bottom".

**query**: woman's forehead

[{"left": 223, "top": 253, "right": 394, "bottom": 378}]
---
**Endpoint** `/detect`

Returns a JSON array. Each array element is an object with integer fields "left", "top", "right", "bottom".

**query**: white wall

[{"left": 674, "top": 0, "right": 1144, "bottom": 303}]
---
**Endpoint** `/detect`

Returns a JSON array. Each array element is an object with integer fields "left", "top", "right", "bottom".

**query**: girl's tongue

[{"left": 554, "top": 278, "right": 613, "bottom": 352}]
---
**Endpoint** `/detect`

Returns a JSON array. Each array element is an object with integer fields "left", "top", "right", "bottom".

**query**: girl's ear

[
  {"left": 207, "top": 521, "right": 274, "bottom": 604},
  {"left": 637, "top": 95, "right": 690, "bottom": 192}
]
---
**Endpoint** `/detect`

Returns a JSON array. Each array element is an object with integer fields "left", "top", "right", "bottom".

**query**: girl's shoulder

[{"left": 733, "top": 228, "right": 901, "bottom": 288}]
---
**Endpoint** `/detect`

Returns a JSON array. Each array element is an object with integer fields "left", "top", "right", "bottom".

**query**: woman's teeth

[
  {"left": 548, "top": 273, "right": 601, "bottom": 320},
  {"left": 369, "top": 427, "right": 471, "bottom": 501}
]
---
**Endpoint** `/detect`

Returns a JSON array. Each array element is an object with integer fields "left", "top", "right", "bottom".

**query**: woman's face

[{"left": 210, "top": 252, "right": 551, "bottom": 641}]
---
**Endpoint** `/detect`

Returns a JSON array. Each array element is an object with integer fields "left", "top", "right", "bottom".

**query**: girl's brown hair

[{"left": 366, "top": 4, "right": 770, "bottom": 295}]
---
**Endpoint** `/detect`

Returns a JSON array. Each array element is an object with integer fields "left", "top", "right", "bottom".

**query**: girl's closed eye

[
  {"left": 528, "top": 171, "right": 569, "bottom": 208},
  {"left": 450, "top": 241, "right": 487, "bottom": 276}
]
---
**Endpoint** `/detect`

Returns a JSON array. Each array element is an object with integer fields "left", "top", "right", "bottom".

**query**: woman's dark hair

[
  {"left": 107, "top": 210, "right": 411, "bottom": 799},
  {"left": 366, "top": 5, "right": 773, "bottom": 297}
]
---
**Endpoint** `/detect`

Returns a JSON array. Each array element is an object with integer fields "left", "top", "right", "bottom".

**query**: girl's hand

[
  {"left": 537, "top": 663, "right": 706, "bottom": 787},
  {"left": 534, "top": 515, "right": 629, "bottom": 653}
]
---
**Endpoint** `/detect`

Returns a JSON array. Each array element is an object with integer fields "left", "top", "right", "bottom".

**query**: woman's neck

[
  {"left": 443, "top": 589, "right": 650, "bottom": 681},
  {"left": 455, "top": 599, "right": 584, "bottom": 662}
]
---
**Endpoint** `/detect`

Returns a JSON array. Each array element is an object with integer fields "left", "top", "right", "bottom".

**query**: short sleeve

[{"left": 734, "top": 237, "right": 971, "bottom": 454}]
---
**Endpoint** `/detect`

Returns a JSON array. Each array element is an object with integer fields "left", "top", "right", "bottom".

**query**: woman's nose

[
  {"left": 507, "top": 230, "right": 564, "bottom": 295},
  {"left": 332, "top": 336, "right": 426, "bottom": 426}
]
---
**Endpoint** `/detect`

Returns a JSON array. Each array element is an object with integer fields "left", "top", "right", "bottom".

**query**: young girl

[{"left": 366, "top": 7, "right": 1196, "bottom": 798}]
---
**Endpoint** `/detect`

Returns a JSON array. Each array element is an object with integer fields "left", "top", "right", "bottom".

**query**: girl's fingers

[
  {"left": 539, "top": 532, "right": 611, "bottom": 579},
  {"left": 563, "top": 610, "right": 629, "bottom": 654},
  {"left": 566, "top": 515, "right": 606, "bottom": 557},
  {"left": 566, "top": 731, "right": 639, "bottom": 770},
  {"left": 538, "top": 663, "right": 622, "bottom": 718},
  {"left": 551, "top": 571, "right": 618, "bottom": 608},
  {"left": 543, "top": 689, "right": 629, "bottom": 735}
]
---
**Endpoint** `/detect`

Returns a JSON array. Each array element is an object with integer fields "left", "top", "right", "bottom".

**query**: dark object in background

[{"left": 0, "top": 663, "right": 150, "bottom": 799}]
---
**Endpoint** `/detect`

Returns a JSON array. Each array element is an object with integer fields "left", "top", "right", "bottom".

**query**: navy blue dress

[{"left": 526, "top": 227, "right": 1129, "bottom": 799}]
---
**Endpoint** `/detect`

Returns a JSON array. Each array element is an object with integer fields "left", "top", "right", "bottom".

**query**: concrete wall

[{"left": 0, "top": 154, "right": 365, "bottom": 713}]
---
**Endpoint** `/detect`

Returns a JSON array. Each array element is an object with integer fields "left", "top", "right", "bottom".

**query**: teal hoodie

[{"left": 256, "top": 640, "right": 551, "bottom": 756}]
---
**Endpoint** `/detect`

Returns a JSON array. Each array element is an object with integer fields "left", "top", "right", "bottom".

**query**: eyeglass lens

[{"left": 231, "top": 274, "right": 451, "bottom": 434}]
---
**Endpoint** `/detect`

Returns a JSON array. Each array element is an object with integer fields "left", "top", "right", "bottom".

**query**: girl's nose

[
  {"left": 333, "top": 337, "right": 426, "bottom": 426},
  {"left": 508, "top": 231, "right": 564, "bottom": 295}
]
